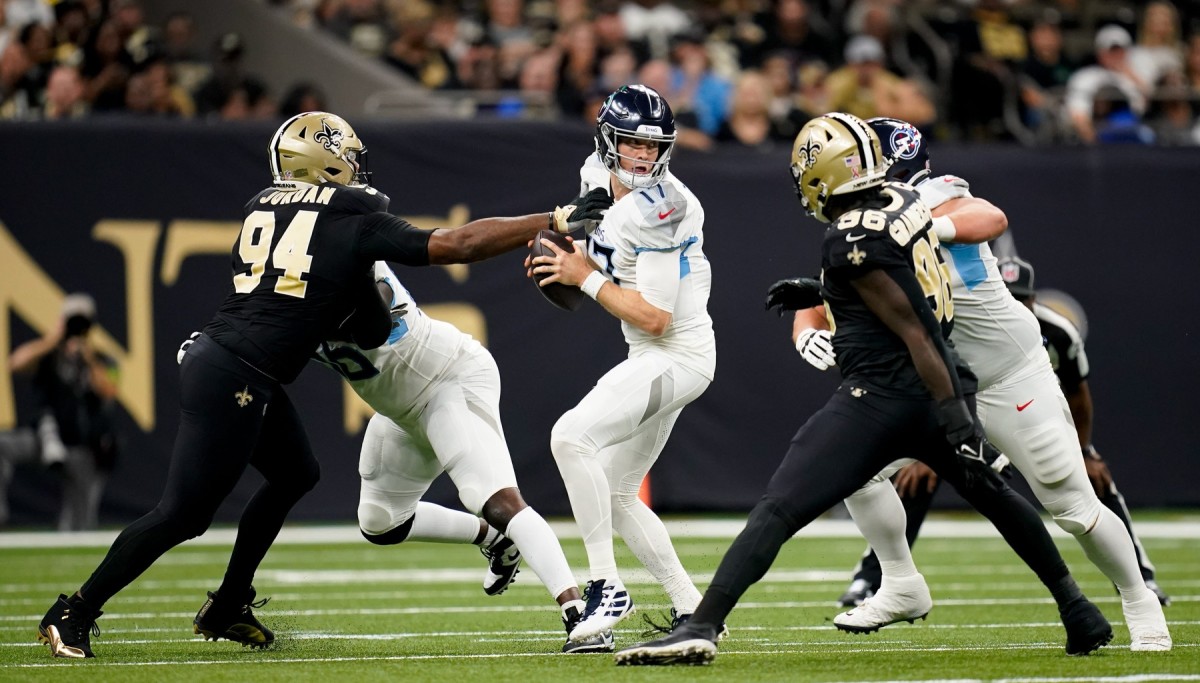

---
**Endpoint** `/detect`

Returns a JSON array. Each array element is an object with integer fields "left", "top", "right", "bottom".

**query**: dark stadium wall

[{"left": 2, "top": 120, "right": 1197, "bottom": 525}]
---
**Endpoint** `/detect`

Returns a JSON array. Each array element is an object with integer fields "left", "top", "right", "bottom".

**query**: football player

[
  {"left": 314, "top": 261, "right": 606, "bottom": 653},
  {"left": 37, "top": 111, "right": 573, "bottom": 659},
  {"left": 1002, "top": 256, "right": 1168, "bottom": 604},
  {"left": 820, "top": 119, "right": 1170, "bottom": 651},
  {"left": 614, "top": 113, "right": 1110, "bottom": 666},
  {"left": 528, "top": 85, "right": 716, "bottom": 643}
]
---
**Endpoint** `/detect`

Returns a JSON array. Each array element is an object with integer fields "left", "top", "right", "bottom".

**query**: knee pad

[
  {"left": 1047, "top": 489, "right": 1102, "bottom": 537},
  {"left": 359, "top": 506, "right": 415, "bottom": 544},
  {"left": 1012, "top": 422, "right": 1078, "bottom": 486}
]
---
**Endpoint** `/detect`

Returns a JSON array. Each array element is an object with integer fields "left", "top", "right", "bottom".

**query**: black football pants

[
  {"left": 80, "top": 334, "right": 320, "bottom": 608},
  {"left": 690, "top": 383, "right": 1072, "bottom": 629}
]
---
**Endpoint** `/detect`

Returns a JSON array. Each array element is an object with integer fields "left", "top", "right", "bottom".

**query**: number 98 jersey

[{"left": 819, "top": 181, "right": 963, "bottom": 398}]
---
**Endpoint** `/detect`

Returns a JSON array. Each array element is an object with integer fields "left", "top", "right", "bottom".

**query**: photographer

[{"left": 4, "top": 294, "right": 120, "bottom": 530}]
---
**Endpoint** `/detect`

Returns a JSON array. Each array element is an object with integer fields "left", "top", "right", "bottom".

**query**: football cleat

[
  {"left": 1060, "top": 597, "right": 1113, "bottom": 656},
  {"left": 480, "top": 535, "right": 522, "bottom": 596},
  {"left": 38, "top": 594, "right": 101, "bottom": 658},
  {"left": 568, "top": 579, "right": 634, "bottom": 642},
  {"left": 614, "top": 623, "right": 719, "bottom": 666},
  {"left": 562, "top": 603, "right": 613, "bottom": 653},
  {"left": 837, "top": 577, "right": 876, "bottom": 608},
  {"left": 193, "top": 586, "right": 274, "bottom": 648},
  {"left": 641, "top": 609, "right": 729, "bottom": 642},
  {"left": 834, "top": 573, "right": 932, "bottom": 634},
  {"left": 1123, "top": 587, "right": 1172, "bottom": 652}
]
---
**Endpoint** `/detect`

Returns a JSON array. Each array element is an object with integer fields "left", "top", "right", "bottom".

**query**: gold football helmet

[
  {"left": 268, "top": 111, "right": 370, "bottom": 186},
  {"left": 790, "top": 112, "right": 889, "bottom": 223}
]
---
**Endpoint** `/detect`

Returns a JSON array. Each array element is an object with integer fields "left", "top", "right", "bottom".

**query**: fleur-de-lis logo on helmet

[
  {"left": 313, "top": 120, "right": 344, "bottom": 154},
  {"left": 795, "top": 134, "right": 824, "bottom": 172}
]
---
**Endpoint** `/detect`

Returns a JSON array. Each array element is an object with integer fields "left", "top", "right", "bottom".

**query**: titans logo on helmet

[{"left": 889, "top": 125, "right": 922, "bottom": 160}]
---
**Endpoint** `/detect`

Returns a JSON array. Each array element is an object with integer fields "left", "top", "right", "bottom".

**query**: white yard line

[{"left": 3, "top": 519, "right": 1200, "bottom": 549}]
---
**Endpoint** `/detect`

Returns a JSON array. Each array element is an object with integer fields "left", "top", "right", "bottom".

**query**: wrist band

[
  {"left": 580, "top": 271, "right": 606, "bottom": 299},
  {"left": 547, "top": 211, "right": 555, "bottom": 231},
  {"left": 930, "top": 215, "right": 956, "bottom": 241}
]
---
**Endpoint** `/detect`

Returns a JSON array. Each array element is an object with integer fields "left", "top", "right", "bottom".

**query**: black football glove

[
  {"left": 553, "top": 187, "right": 613, "bottom": 233},
  {"left": 765, "top": 277, "right": 824, "bottom": 316},
  {"left": 935, "top": 397, "right": 1012, "bottom": 487}
]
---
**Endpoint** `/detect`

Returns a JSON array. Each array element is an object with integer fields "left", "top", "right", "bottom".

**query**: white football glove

[
  {"left": 795, "top": 328, "right": 836, "bottom": 371},
  {"left": 177, "top": 331, "right": 200, "bottom": 364}
]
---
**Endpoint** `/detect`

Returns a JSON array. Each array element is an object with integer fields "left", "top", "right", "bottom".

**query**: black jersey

[
  {"left": 203, "top": 184, "right": 433, "bottom": 383},
  {"left": 820, "top": 181, "right": 971, "bottom": 398},
  {"left": 1033, "top": 302, "right": 1090, "bottom": 392}
]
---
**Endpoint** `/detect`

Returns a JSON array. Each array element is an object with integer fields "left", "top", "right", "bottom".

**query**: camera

[{"left": 65, "top": 313, "right": 93, "bottom": 338}]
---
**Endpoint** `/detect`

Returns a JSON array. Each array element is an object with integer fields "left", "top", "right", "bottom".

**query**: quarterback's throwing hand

[{"left": 765, "top": 277, "right": 823, "bottom": 315}]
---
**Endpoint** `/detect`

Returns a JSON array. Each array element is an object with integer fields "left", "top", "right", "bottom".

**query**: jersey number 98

[{"left": 912, "top": 235, "right": 953, "bottom": 322}]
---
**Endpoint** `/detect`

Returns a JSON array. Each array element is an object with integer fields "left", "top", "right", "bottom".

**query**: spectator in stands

[
  {"left": 279, "top": 81, "right": 328, "bottom": 118},
  {"left": 1019, "top": 14, "right": 1077, "bottom": 132},
  {"left": 42, "top": 63, "right": 88, "bottom": 119},
  {"left": 1065, "top": 25, "right": 1149, "bottom": 144},
  {"left": 636, "top": 57, "right": 712, "bottom": 150},
  {"left": 194, "top": 32, "right": 270, "bottom": 119},
  {"left": 555, "top": 20, "right": 598, "bottom": 116},
  {"left": 483, "top": 0, "right": 533, "bottom": 48},
  {"left": 517, "top": 47, "right": 559, "bottom": 111},
  {"left": 1130, "top": 0, "right": 1183, "bottom": 89},
  {"left": 555, "top": 0, "right": 589, "bottom": 27},
  {"left": 17, "top": 22, "right": 53, "bottom": 94},
  {"left": 0, "top": 3, "right": 10, "bottom": 58},
  {"left": 0, "top": 37, "right": 37, "bottom": 119},
  {"left": 457, "top": 36, "right": 502, "bottom": 91},
  {"left": 321, "top": 0, "right": 391, "bottom": 58},
  {"left": 669, "top": 29, "right": 731, "bottom": 136},
  {"left": 51, "top": 1, "right": 92, "bottom": 68},
  {"left": 1150, "top": 73, "right": 1199, "bottom": 145},
  {"left": 714, "top": 69, "right": 798, "bottom": 148},
  {"left": 762, "top": 51, "right": 813, "bottom": 136},
  {"left": 599, "top": 44, "right": 637, "bottom": 91},
  {"left": 736, "top": 0, "right": 835, "bottom": 69},
  {"left": 5, "top": 0, "right": 54, "bottom": 30},
  {"left": 81, "top": 20, "right": 131, "bottom": 112},
  {"left": 619, "top": 0, "right": 694, "bottom": 61},
  {"left": 823, "top": 35, "right": 918, "bottom": 123},
  {"left": 162, "top": 10, "right": 209, "bottom": 95},
  {"left": 948, "top": 0, "right": 1027, "bottom": 139},
  {"left": 387, "top": 16, "right": 459, "bottom": 90},
  {"left": 140, "top": 56, "right": 195, "bottom": 118},
  {"left": 1184, "top": 31, "right": 1200, "bottom": 95}
]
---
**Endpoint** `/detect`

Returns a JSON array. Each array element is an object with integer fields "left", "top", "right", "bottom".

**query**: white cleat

[
  {"left": 568, "top": 579, "right": 634, "bottom": 642},
  {"left": 1124, "top": 586, "right": 1172, "bottom": 652},
  {"left": 834, "top": 573, "right": 933, "bottom": 634}
]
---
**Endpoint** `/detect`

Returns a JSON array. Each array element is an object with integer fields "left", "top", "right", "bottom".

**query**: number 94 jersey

[{"left": 820, "top": 181, "right": 958, "bottom": 398}]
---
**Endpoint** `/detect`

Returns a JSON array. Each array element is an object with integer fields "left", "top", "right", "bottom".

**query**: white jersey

[
  {"left": 577, "top": 154, "right": 716, "bottom": 380},
  {"left": 916, "top": 175, "right": 1044, "bottom": 388},
  {"left": 314, "top": 261, "right": 470, "bottom": 420}
]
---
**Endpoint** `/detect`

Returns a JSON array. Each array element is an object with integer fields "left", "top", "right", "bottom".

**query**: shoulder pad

[
  {"left": 580, "top": 154, "right": 610, "bottom": 193},
  {"left": 335, "top": 185, "right": 391, "bottom": 213}
]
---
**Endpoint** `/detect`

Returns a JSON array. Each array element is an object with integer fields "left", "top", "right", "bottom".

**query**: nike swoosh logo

[
  {"left": 657, "top": 208, "right": 676, "bottom": 220},
  {"left": 846, "top": 234, "right": 866, "bottom": 242},
  {"left": 1016, "top": 399, "right": 1034, "bottom": 412}
]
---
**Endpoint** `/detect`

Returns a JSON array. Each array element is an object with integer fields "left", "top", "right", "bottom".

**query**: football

[{"left": 530, "top": 229, "right": 586, "bottom": 312}]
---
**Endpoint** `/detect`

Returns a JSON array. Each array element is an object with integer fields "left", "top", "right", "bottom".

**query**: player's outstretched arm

[
  {"left": 427, "top": 213, "right": 554, "bottom": 264},
  {"left": 932, "top": 197, "right": 1008, "bottom": 244},
  {"left": 851, "top": 267, "right": 961, "bottom": 402}
]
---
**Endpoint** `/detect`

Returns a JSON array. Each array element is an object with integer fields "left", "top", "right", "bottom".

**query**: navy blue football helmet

[
  {"left": 595, "top": 84, "right": 677, "bottom": 189},
  {"left": 867, "top": 117, "right": 930, "bottom": 185}
]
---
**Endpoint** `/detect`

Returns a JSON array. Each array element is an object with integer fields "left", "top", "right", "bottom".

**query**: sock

[
  {"left": 551, "top": 438, "right": 618, "bottom": 579},
  {"left": 1099, "top": 487, "right": 1157, "bottom": 579},
  {"left": 845, "top": 481, "right": 918, "bottom": 583},
  {"left": 407, "top": 502, "right": 484, "bottom": 544},
  {"left": 695, "top": 500, "right": 796, "bottom": 628},
  {"left": 1075, "top": 507, "right": 1146, "bottom": 597},
  {"left": 503, "top": 506, "right": 579, "bottom": 599},
  {"left": 1049, "top": 574, "right": 1085, "bottom": 612},
  {"left": 612, "top": 492, "right": 702, "bottom": 613}
]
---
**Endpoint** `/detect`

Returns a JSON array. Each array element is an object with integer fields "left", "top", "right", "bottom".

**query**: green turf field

[{"left": 1, "top": 518, "right": 1196, "bottom": 682}]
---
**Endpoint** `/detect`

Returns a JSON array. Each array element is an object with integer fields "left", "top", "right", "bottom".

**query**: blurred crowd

[
  {"left": 0, "top": 0, "right": 325, "bottom": 121},
  {"left": 3, "top": 0, "right": 1200, "bottom": 146},
  {"left": 281, "top": 0, "right": 1200, "bottom": 146}
]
